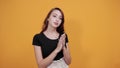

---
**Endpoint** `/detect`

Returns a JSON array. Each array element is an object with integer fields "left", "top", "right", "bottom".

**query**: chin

[
  {"left": 53, "top": 26, "right": 59, "bottom": 28},
  {"left": 52, "top": 25, "right": 59, "bottom": 28}
]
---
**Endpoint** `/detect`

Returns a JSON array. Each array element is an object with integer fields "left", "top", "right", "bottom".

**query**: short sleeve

[
  {"left": 65, "top": 34, "right": 69, "bottom": 43},
  {"left": 32, "top": 34, "right": 41, "bottom": 46},
  {"left": 65, "top": 34, "right": 69, "bottom": 48}
]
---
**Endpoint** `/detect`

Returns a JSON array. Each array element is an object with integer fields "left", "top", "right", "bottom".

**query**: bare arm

[
  {"left": 33, "top": 34, "right": 66, "bottom": 68},
  {"left": 34, "top": 46, "right": 59, "bottom": 68},
  {"left": 63, "top": 43, "right": 72, "bottom": 65}
]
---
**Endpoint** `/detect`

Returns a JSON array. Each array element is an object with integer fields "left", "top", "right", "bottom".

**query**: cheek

[
  {"left": 49, "top": 17, "right": 55, "bottom": 22},
  {"left": 48, "top": 17, "right": 53, "bottom": 22},
  {"left": 58, "top": 20, "right": 62, "bottom": 26},
  {"left": 48, "top": 15, "right": 53, "bottom": 20}
]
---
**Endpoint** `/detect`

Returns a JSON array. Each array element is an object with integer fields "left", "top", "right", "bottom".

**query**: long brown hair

[{"left": 41, "top": 7, "right": 65, "bottom": 34}]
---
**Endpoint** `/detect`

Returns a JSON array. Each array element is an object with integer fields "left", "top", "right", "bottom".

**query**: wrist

[
  {"left": 54, "top": 49, "right": 59, "bottom": 54},
  {"left": 63, "top": 46, "right": 66, "bottom": 50}
]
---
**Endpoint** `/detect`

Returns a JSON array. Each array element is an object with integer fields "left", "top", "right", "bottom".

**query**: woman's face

[{"left": 48, "top": 10, "right": 62, "bottom": 28}]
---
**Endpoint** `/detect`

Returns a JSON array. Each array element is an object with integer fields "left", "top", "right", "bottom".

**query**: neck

[{"left": 45, "top": 25, "right": 57, "bottom": 33}]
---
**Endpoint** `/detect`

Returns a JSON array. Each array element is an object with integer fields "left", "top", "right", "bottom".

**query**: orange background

[{"left": 0, "top": 0, "right": 120, "bottom": 68}]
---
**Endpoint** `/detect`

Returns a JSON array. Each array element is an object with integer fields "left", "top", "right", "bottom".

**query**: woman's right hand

[{"left": 55, "top": 33, "right": 66, "bottom": 53}]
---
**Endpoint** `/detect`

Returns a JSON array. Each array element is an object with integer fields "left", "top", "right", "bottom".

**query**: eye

[
  {"left": 59, "top": 16, "right": 62, "bottom": 20},
  {"left": 53, "top": 15, "right": 56, "bottom": 17},
  {"left": 59, "top": 17, "right": 62, "bottom": 20}
]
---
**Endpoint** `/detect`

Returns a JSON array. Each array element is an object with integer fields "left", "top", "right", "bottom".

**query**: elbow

[
  {"left": 37, "top": 62, "right": 47, "bottom": 68},
  {"left": 66, "top": 59, "right": 71, "bottom": 65},
  {"left": 64, "top": 57, "right": 72, "bottom": 65},
  {"left": 38, "top": 64, "right": 44, "bottom": 68}
]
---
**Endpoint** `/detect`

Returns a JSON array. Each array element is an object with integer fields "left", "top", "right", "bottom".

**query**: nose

[{"left": 55, "top": 18, "right": 59, "bottom": 22}]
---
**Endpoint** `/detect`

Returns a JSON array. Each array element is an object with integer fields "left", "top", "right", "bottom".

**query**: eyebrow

[
  {"left": 52, "top": 13, "right": 57, "bottom": 15},
  {"left": 52, "top": 13, "right": 62, "bottom": 18}
]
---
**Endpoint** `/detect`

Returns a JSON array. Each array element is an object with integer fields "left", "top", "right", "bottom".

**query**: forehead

[{"left": 51, "top": 10, "right": 62, "bottom": 16}]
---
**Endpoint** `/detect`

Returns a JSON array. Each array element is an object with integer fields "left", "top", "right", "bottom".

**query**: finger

[
  {"left": 59, "top": 33, "right": 66, "bottom": 41},
  {"left": 61, "top": 33, "right": 66, "bottom": 39},
  {"left": 63, "top": 34, "right": 66, "bottom": 40},
  {"left": 62, "top": 33, "right": 66, "bottom": 37}
]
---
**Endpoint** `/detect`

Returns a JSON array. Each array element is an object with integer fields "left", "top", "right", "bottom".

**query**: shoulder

[
  {"left": 64, "top": 33, "right": 69, "bottom": 42},
  {"left": 33, "top": 32, "right": 43, "bottom": 38},
  {"left": 33, "top": 32, "right": 44, "bottom": 42},
  {"left": 33, "top": 33, "right": 39, "bottom": 40},
  {"left": 32, "top": 32, "right": 43, "bottom": 46},
  {"left": 33, "top": 33, "right": 40, "bottom": 41},
  {"left": 33, "top": 33, "right": 39, "bottom": 37}
]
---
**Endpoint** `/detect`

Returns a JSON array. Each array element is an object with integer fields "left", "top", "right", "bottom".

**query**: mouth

[{"left": 54, "top": 22, "right": 58, "bottom": 25}]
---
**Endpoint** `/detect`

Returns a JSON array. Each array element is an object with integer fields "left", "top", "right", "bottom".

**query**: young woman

[{"left": 32, "top": 7, "right": 71, "bottom": 68}]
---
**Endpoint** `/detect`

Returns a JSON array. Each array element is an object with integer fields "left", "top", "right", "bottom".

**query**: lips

[{"left": 54, "top": 22, "right": 58, "bottom": 25}]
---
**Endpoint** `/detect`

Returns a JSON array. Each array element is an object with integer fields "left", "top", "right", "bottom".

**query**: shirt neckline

[{"left": 42, "top": 32, "right": 60, "bottom": 41}]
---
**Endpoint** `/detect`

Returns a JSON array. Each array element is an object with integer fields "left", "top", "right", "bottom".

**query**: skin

[{"left": 33, "top": 10, "right": 71, "bottom": 68}]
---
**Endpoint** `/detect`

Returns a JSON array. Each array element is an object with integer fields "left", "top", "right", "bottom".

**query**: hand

[{"left": 55, "top": 33, "right": 66, "bottom": 53}]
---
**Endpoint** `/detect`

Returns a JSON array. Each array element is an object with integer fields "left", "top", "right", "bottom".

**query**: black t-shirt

[{"left": 32, "top": 32, "right": 68, "bottom": 60}]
